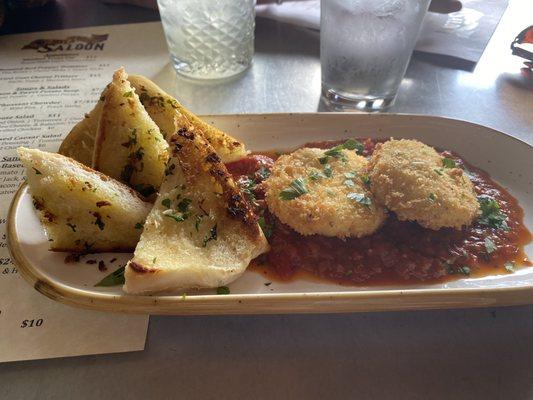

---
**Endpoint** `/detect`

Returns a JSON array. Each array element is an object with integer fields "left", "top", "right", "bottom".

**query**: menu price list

[{"left": 0, "top": 23, "right": 174, "bottom": 362}]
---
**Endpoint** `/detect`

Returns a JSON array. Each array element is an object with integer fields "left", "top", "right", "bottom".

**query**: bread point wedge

[
  {"left": 58, "top": 85, "right": 108, "bottom": 166},
  {"left": 18, "top": 147, "right": 152, "bottom": 253},
  {"left": 123, "top": 129, "right": 269, "bottom": 294},
  {"left": 93, "top": 67, "right": 169, "bottom": 198},
  {"left": 128, "top": 74, "right": 247, "bottom": 163}
]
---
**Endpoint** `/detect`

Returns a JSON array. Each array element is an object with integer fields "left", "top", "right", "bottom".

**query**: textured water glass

[
  {"left": 157, "top": 0, "right": 256, "bottom": 80},
  {"left": 321, "top": 0, "right": 431, "bottom": 111}
]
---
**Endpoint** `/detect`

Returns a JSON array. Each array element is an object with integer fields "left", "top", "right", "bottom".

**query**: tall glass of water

[
  {"left": 321, "top": 0, "right": 431, "bottom": 111},
  {"left": 157, "top": 0, "right": 256, "bottom": 80}
]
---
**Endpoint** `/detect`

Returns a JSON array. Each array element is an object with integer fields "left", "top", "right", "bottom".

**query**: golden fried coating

[
  {"left": 265, "top": 147, "right": 386, "bottom": 238},
  {"left": 368, "top": 139, "right": 479, "bottom": 230}
]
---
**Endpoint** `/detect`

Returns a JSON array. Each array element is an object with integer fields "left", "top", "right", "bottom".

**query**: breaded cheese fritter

[
  {"left": 368, "top": 139, "right": 479, "bottom": 230},
  {"left": 265, "top": 147, "right": 386, "bottom": 238}
]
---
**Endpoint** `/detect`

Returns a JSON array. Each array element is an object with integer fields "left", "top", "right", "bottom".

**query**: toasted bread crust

[
  {"left": 19, "top": 147, "right": 152, "bottom": 253},
  {"left": 169, "top": 129, "right": 261, "bottom": 239},
  {"left": 129, "top": 74, "right": 247, "bottom": 162}
]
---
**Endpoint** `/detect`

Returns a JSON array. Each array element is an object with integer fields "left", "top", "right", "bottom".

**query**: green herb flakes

[
  {"left": 95, "top": 266, "right": 125, "bottom": 287},
  {"left": 161, "top": 198, "right": 172, "bottom": 208},
  {"left": 504, "top": 261, "right": 515, "bottom": 273},
  {"left": 195, "top": 215, "right": 203, "bottom": 232},
  {"left": 323, "top": 164, "right": 333, "bottom": 177},
  {"left": 442, "top": 158, "right": 456, "bottom": 168},
  {"left": 342, "top": 139, "right": 365, "bottom": 154},
  {"left": 347, "top": 192, "right": 372, "bottom": 207},
  {"left": 134, "top": 222, "right": 143, "bottom": 229},
  {"left": 32, "top": 167, "right": 42, "bottom": 175},
  {"left": 123, "top": 91, "right": 133, "bottom": 98},
  {"left": 484, "top": 237, "right": 496, "bottom": 254},
  {"left": 477, "top": 195, "right": 509, "bottom": 230},
  {"left": 163, "top": 210, "right": 188, "bottom": 222},
  {"left": 203, "top": 224, "right": 218, "bottom": 247},
  {"left": 257, "top": 166, "right": 271, "bottom": 180},
  {"left": 217, "top": 286, "right": 230, "bottom": 295},
  {"left": 308, "top": 171, "right": 323, "bottom": 181},
  {"left": 344, "top": 179, "right": 355, "bottom": 188},
  {"left": 360, "top": 175, "right": 370, "bottom": 186},
  {"left": 258, "top": 216, "right": 273, "bottom": 239},
  {"left": 458, "top": 266, "right": 471, "bottom": 276},
  {"left": 279, "top": 178, "right": 308, "bottom": 200},
  {"left": 434, "top": 168, "right": 443, "bottom": 176},
  {"left": 428, "top": 193, "right": 436, "bottom": 202},
  {"left": 177, "top": 198, "right": 192, "bottom": 213}
]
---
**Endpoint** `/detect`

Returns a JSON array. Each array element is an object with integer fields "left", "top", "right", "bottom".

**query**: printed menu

[{"left": 0, "top": 22, "right": 171, "bottom": 362}]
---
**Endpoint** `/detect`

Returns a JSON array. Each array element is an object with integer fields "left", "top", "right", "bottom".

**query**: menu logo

[{"left": 22, "top": 34, "right": 109, "bottom": 53}]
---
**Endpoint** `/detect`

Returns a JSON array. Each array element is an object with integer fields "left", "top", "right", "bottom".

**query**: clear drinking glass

[
  {"left": 321, "top": 0, "right": 431, "bottom": 111},
  {"left": 157, "top": 0, "right": 256, "bottom": 80}
]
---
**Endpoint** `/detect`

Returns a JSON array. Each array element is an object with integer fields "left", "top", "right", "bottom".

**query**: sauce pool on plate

[{"left": 226, "top": 138, "right": 531, "bottom": 286}]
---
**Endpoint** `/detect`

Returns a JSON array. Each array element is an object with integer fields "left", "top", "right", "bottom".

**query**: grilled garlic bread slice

[
  {"left": 93, "top": 67, "right": 168, "bottom": 198},
  {"left": 18, "top": 147, "right": 152, "bottom": 252},
  {"left": 58, "top": 87, "right": 106, "bottom": 167},
  {"left": 123, "top": 129, "right": 269, "bottom": 294},
  {"left": 128, "top": 74, "right": 247, "bottom": 163}
]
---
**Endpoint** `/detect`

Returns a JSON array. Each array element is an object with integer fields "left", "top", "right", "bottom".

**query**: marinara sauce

[{"left": 226, "top": 139, "right": 531, "bottom": 285}]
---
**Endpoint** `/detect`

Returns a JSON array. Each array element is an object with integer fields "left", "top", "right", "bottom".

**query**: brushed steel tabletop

[{"left": 1, "top": 0, "right": 532, "bottom": 399}]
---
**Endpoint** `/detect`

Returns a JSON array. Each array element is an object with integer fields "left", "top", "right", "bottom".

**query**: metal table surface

[{"left": 2, "top": 0, "right": 532, "bottom": 399}]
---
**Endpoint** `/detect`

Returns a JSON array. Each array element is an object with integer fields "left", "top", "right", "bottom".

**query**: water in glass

[
  {"left": 158, "top": 0, "right": 255, "bottom": 80},
  {"left": 321, "top": 0, "right": 430, "bottom": 111}
]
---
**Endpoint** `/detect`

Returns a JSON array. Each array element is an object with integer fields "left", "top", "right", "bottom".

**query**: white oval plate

[{"left": 8, "top": 113, "right": 533, "bottom": 314}]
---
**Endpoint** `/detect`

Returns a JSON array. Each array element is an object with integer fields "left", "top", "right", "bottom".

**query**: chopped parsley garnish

[
  {"left": 323, "top": 164, "right": 333, "bottom": 177},
  {"left": 434, "top": 168, "right": 443, "bottom": 176},
  {"left": 95, "top": 266, "right": 125, "bottom": 287},
  {"left": 177, "top": 198, "right": 192, "bottom": 213},
  {"left": 134, "top": 222, "right": 143, "bottom": 229},
  {"left": 477, "top": 195, "right": 509, "bottom": 230},
  {"left": 257, "top": 166, "right": 271, "bottom": 180},
  {"left": 163, "top": 209, "right": 188, "bottom": 222},
  {"left": 258, "top": 216, "right": 273, "bottom": 239},
  {"left": 32, "top": 167, "right": 42, "bottom": 175},
  {"left": 347, "top": 192, "right": 372, "bottom": 207},
  {"left": 217, "top": 286, "right": 230, "bottom": 295},
  {"left": 360, "top": 174, "right": 370, "bottom": 186},
  {"left": 203, "top": 224, "right": 218, "bottom": 247},
  {"left": 320, "top": 139, "right": 365, "bottom": 164},
  {"left": 66, "top": 223, "right": 77, "bottom": 232},
  {"left": 448, "top": 265, "right": 471, "bottom": 276},
  {"left": 279, "top": 178, "right": 308, "bottom": 200},
  {"left": 308, "top": 171, "right": 324, "bottom": 181},
  {"left": 504, "top": 261, "right": 515, "bottom": 273},
  {"left": 484, "top": 237, "right": 496, "bottom": 254},
  {"left": 458, "top": 266, "right": 471, "bottom": 276},
  {"left": 442, "top": 158, "right": 456, "bottom": 168},
  {"left": 342, "top": 139, "right": 365, "bottom": 154},
  {"left": 195, "top": 215, "right": 204, "bottom": 232},
  {"left": 161, "top": 198, "right": 172, "bottom": 208},
  {"left": 344, "top": 172, "right": 357, "bottom": 179},
  {"left": 123, "top": 91, "right": 133, "bottom": 98},
  {"left": 428, "top": 193, "right": 436, "bottom": 202},
  {"left": 344, "top": 179, "right": 355, "bottom": 188}
]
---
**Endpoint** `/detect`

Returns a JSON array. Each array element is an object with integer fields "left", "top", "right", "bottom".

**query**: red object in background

[{"left": 511, "top": 25, "right": 533, "bottom": 63}]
